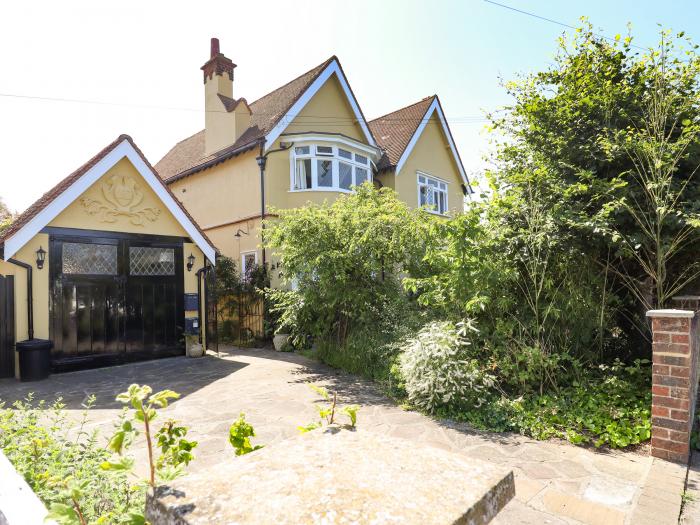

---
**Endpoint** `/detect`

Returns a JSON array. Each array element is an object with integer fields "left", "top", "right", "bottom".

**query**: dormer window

[{"left": 290, "top": 142, "right": 374, "bottom": 192}]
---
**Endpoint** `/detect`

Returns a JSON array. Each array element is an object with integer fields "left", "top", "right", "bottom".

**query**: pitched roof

[
  {"left": 1, "top": 135, "right": 218, "bottom": 261},
  {"left": 156, "top": 56, "right": 336, "bottom": 182},
  {"left": 368, "top": 96, "right": 435, "bottom": 171}
]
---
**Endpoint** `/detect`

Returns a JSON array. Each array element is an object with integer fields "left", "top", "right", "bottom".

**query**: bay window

[
  {"left": 290, "top": 143, "right": 373, "bottom": 192},
  {"left": 418, "top": 173, "right": 448, "bottom": 215}
]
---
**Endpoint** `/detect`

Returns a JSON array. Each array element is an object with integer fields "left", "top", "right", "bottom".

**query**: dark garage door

[{"left": 50, "top": 233, "right": 184, "bottom": 370}]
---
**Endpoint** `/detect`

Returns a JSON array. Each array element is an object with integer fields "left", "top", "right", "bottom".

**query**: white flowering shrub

[{"left": 398, "top": 320, "right": 494, "bottom": 413}]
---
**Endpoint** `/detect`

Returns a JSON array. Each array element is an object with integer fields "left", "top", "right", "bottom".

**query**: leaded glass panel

[
  {"left": 129, "top": 247, "right": 175, "bottom": 276},
  {"left": 62, "top": 242, "right": 118, "bottom": 275}
]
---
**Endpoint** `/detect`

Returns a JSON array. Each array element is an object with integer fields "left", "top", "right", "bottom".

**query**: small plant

[
  {"left": 398, "top": 320, "right": 494, "bottom": 413},
  {"left": 103, "top": 384, "right": 197, "bottom": 487},
  {"left": 298, "top": 384, "right": 359, "bottom": 433},
  {"left": 229, "top": 413, "right": 264, "bottom": 456}
]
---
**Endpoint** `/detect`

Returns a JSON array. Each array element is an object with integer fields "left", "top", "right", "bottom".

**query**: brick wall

[{"left": 647, "top": 309, "right": 699, "bottom": 463}]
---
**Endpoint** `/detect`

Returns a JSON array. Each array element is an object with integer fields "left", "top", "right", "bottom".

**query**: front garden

[{"left": 264, "top": 23, "right": 700, "bottom": 450}]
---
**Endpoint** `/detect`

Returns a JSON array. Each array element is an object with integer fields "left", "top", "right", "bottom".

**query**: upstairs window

[
  {"left": 291, "top": 144, "right": 373, "bottom": 192},
  {"left": 418, "top": 173, "right": 448, "bottom": 215}
]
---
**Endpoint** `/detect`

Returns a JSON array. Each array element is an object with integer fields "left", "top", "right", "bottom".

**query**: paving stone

[
  {"left": 631, "top": 500, "right": 680, "bottom": 525},
  {"left": 552, "top": 459, "right": 592, "bottom": 479},
  {"left": 0, "top": 347, "right": 653, "bottom": 524},
  {"left": 493, "top": 499, "right": 569, "bottom": 524},
  {"left": 541, "top": 488, "right": 625, "bottom": 525},
  {"left": 465, "top": 445, "right": 509, "bottom": 464},
  {"left": 582, "top": 477, "right": 637, "bottom": 508},
  {"left": 519, "top": 462, "right": 562, "bottom": 480},
  {"left": 514, "top": 477, "right": 547, "bottom": 503}
]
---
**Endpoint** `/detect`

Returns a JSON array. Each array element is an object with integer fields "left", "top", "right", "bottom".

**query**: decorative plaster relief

[{"left": 80, "top": 174, "right": 160, "bottom": 226}]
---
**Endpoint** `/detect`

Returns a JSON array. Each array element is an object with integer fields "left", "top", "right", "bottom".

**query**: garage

[{"left": 0, "top": 135, "right": 218, "bottom": 378}]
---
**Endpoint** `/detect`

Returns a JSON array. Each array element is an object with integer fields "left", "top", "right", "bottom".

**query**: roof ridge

[
  {"left": 249, "top": 55, "right": 336, "bottom": 109},
  {"left": 368, "top": 95, "right": 436, "bottom": 123}
]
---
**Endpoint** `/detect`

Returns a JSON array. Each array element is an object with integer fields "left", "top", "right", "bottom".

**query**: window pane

[
  {"left": 130, "top": 247, "right": 175, "bottom": 276},
  {"left": 419, "top": 185, "right": 428, "bottom": 207},
  {"left": 295, "top": 146, "right": 310, "bottom": 155},
  {"left": 63, "top": 242, "right": 117, "bottom": 275},
  {"left": 428, "top": 178, "right": 438, "bottom": 187},
  {"left": 338, "top": 148, "right": 352, "bottom": 159},
  {"left": 295, "top": 159, "right": 312, "bottom": 189},
  {"left": 356, "top": 167, "right": 368, "bottom": 186},
  {"left": 317, "top": 160, "right": 333, "bottom": 187},
  {"left": 316, "top": 146, "right": 333, "bottom": 156},
  {"left": 339, "top": 162, "right": 353, "bottom": 190},
  {"left": 243, "top": 253, "right": 256, "bottom": 275},
  {"left": 355, "top": 153, "right": 368, "bottom": 165}
]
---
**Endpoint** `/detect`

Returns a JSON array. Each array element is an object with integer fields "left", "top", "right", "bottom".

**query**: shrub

[
  {"left": 454, "top": 359, "right": 651, "bottom": 448},
  {"left": 0, "top": 396, "right": 142, "bottom": 524},
  {"left": 397, "top": 320, "right": 495, "bottom": 413},
  {"left": 265, "top": 184, "right": 434, "bottom": 346}
]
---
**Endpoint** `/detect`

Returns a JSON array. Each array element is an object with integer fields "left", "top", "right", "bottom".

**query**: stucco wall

[
  {"left": 169, "top": 150, "right": 260, "bottom": 233},
  {"left": 50, "top": 158, "right": 191, "bottom": 237},
  {"left": 393, "top": 115, "right": 465, "bottom": 215}
]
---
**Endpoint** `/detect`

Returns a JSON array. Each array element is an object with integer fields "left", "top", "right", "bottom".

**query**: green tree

[
  {"left": 488, "top": 21, "right": 700, "bottom": 338},
  {"left": 264, "top": 183, "right": 434, "bottom": 346},
  {"left": 0, "top": 196, "right": 15, "bottom": 235}
]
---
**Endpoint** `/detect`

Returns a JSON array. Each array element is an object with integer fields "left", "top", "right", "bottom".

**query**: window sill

[
  {"left": 289, "top": 188, "right": 355, "bottom": 194},
  {"left": 423, "top": 209, "right": 450, "bottom": 217}
]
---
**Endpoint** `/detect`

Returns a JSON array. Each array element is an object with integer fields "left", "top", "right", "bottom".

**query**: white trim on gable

[
  {"left": 264, "top": 59, "right": 376, "bottom": 151},
  {"left": 3, "top": 138, "right": 217, "bottom": 263},
  {"left": 394, "top": 98, "right": 470, "bottom": 188}
]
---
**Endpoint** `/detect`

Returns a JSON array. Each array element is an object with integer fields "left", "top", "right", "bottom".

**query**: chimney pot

[{"left": 210, "top": 37, "right": 220, "bottom": 58}]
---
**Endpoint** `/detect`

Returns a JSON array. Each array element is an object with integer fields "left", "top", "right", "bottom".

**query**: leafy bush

[
  {"left": 397, "top": 321, "right": 495, "bottom": 413},
  {"left": 265, "top": 183, "right": 434, "bottom": 346},
  {"left": 453, "top": 360, "right": 651, "bottom": 449},
  {"left": 0, "top": 395, "right": 142, "bottom": 524}
]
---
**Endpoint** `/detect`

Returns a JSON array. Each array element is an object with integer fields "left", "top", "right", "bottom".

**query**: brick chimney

[{"left": 201, "top": 38, "right": 242, "bottom": 155}]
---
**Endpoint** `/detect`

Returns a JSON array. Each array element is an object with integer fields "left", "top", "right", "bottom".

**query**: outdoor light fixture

[
  {"left": 187, "top": 253, "right": 196, "bottom": 272},
  {"left": 35, "top": 246, "right": 46, "bottom": 270},
  {"left": 234, "top": 229, "right": 249, "bottom": 238}
]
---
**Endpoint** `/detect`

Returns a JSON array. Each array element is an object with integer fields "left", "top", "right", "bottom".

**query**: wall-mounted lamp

[
  {"left": 234, "top": 229, "right": 249, "bottom": 238},
  {"left": 35, "top": 246, "right": 46, "bottom": 270},
  {"left": 187, "top": 253, "right": 196, "bottom": 272}
]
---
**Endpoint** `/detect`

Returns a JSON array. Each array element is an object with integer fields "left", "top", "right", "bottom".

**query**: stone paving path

[{"left": 0, "top": 347, "right": 665, "bottom": 524}]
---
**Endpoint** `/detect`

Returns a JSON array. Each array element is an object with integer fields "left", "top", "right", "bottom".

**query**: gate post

[{"left": 646, "top": 309, "right": 699, "bottom": 463}]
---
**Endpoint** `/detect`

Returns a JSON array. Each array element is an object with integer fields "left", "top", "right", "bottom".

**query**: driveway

[{"left": 0, "top": 347, "right": 662, "bottom": 524}]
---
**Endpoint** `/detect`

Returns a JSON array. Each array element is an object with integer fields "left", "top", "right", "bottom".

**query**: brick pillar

[{"left": 646, "top": 309, "right": 699, "bottom": 463}]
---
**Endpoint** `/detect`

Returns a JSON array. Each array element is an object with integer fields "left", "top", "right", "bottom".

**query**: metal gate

[
  {"left": 205, "top": 263, "right": 218, "bottom": 353},
  {"left": 0, "top": 275, "right": 15, "bottom": 378},
  {"left": 218, "top": 289, "right": 265, "bottom": 347}
]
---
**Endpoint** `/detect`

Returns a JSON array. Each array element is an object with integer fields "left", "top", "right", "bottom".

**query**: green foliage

[
  {"left": 0, "top": 196, "right": 14, "bottom": 236},
  {"left": 228, "top": 413, "right": 264, "bottom": 456},
  {"left": 454, "top": 360, "right": 651, "bottom": 449},
  {"left": 0, "top": 395, "right": 143, "bottom": 524},
  {"left": 298, "top": 384, "right": 359, "bottom": 433},
  {"left": 265, "top": 183, "right": 434, "bottom": 346},
  {"left": 105, "top": 384, "right": 196, "bottom": 489},
  {"left": 397, "top": 320, "right": 495, "bottom": 413}
]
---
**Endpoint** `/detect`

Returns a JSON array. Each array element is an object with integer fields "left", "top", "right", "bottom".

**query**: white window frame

[
  {"left": 417, "top": 171, "right": 449, "bottom": 215},
  {"left": 241, "top": 250, "right": 258, "bottom": 278},
  {"left": 289, "top": 142, "right": 373, "bottom": 193}
]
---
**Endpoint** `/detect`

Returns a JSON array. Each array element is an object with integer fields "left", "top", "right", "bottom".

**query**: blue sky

[{"left": 1, "top": 0, "right": 699, "bottom": 212}]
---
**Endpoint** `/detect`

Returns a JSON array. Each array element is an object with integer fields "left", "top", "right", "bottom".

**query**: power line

[
  {"left": 483, "top": 0, "right": 647, "bottom": 51},
  {"left": 0, "top": 92, "right": 490, "bottom": 124}
]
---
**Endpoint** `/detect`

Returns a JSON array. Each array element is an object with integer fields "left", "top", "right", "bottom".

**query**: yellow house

[
  {"left": 0, "top": 135, "right": 217, "bottom": 379},
  {"left": 156, "top": 38, "right": 471, "bottom": 280}
]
